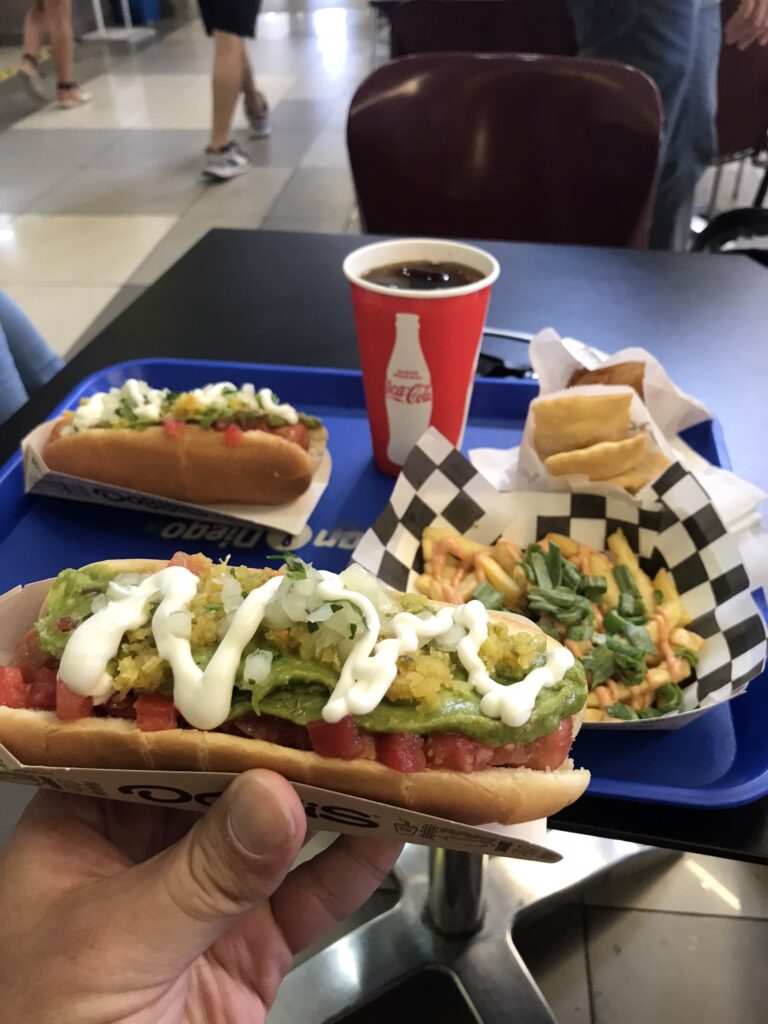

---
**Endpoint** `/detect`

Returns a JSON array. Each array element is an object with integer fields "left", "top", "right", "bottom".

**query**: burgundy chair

[
  {"left": 388, "top": 0, "right": 576, "bottom": 59},
  {"left": 347, "top": 52, "right": 662, "bottom": 248}
]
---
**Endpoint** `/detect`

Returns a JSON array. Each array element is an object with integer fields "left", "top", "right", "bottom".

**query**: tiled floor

[{"left": 1, "top": 7, "right": 768, "bottom": 1022}]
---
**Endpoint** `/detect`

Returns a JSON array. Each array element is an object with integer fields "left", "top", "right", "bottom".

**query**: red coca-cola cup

[{"left": 344, "top": 238, "right": 500, "bottom": 475}]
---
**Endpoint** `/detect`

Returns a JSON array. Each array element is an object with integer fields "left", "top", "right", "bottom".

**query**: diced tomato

[
  {"left": 234, "top": 713, "right": 311, "bottom": 749},
  {"left": 424, "top": 733, "right": 494, "bottom": 773},
  {"left": 212, "top": 420, "right": 229, "bottom": 432},
  {"left": 224, "top": 423, "right": 243, "bottom": 447},
  {"left": 55, "top": 616, "right": 78, "bottom": 633},
  {"left": 307, "top": 716, "right": 376, "bottom": 760},
  {"left": 13, "top": 628, "right": 53, "bottom": 683},
  {"left": 376, "top": 732, "right": 427, "bottom": 773},
  {"left": 274, "top": 422, "right": 310, "bottom": 451},
  {"left": 525, "top": 718, "right": 573, "bottom": 771},
  {"left": 490, "top": 718, "right": 573, "bottom": 771},
  {"left": 56, "top": 679, "right": 93, "bottom": 720},
  {"left": 26, "top": 667, "right": 57, "bottom": 710},
  {"left": 168, "top": 551, "right": 209, "bottom": 575},
  {"left": 134, "top": 693, "right": 178, "bottom": 732},
  {"left": 162, "top": 417, "right": 185, "bottom": 436},
  {"left": 0, "top": 666, "right": 27, "bottom": 709}
]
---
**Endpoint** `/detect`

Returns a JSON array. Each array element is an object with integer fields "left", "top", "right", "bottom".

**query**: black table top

[{"left": 3, "top": 229, "right": 768, "bottom": 862}]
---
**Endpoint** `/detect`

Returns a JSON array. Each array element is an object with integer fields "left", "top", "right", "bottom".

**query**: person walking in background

[
  {"left": 567, "top": 0, "right": 722, "bottom": 251},
  {"left": 199, "top": 0, "right": 271, "bottom": 181},
  {"left": 0, "top": 291, "right": 63, "bottom": 426},
  {"left": 567, "top": 0, "right": 768, "bottom": 251},
  {"left": 17, "top": 0, "right": 91, "bottom": 108}
]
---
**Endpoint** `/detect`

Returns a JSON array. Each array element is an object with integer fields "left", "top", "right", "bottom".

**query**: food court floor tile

[{"left": 2, "top": 283, "right": 121, "bottom": 357}]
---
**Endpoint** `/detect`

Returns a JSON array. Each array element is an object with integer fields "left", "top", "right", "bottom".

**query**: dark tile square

[
  {"left": 372, "top": 503, "right": 399, "bottom": 545},
  {"left": 441, "top": 492, "right": 485, "bottom": 535},
  {"left": 378, "top": 550, "right": 411, "bottom": 591},
  {"left": 670, "top": 551, "right": 709, "bottom": 593},
  {"left": 570, "top": 493, "right": 607, "bottom": 519},
  {"left": 652, "top": 460, "right": 687, "bottom": 496},
  {"left": 712, "top": 564, "right": 750, "bottom": 604},
  {"left": 402, "top": 494, "right": 437, "bottom": 539},
  {"left": 682, "top": 505, "right": 727, "bottom": 550},
  {"left": 439, "top": 449, "right": 476, "bottom": 489},
  {"left": 724, "top": 614, "right": 767, "bottom": 659},
  {"left": 536, "top": 515, "right": 572, "bottom": 538},
  {"left": 402, "top": 447, "right": 437, "bottom": 490}
]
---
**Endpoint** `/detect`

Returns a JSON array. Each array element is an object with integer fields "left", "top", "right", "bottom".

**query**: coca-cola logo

[{"left": 386, "top": 381, "right": 433, "bottom": 404}]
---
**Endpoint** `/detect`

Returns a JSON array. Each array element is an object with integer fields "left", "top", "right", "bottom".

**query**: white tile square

[
  {"left": 0, "top": 214, "right": 176, "bottom": 286},
  {"left": 2, "top": 284, "right": 120, "bottom": 357}
]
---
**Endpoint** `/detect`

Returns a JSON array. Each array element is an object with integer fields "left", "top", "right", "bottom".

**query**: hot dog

[
  {"left": 42, "top": 380, "right": 327, "bottom": 505},
  {"left": 0, "top": 553, "right": 590, "bottom": 825}
]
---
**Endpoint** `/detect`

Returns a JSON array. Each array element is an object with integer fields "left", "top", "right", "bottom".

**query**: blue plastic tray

[{"left": 0, "top": 357, "right": 765, "bottom": 809}]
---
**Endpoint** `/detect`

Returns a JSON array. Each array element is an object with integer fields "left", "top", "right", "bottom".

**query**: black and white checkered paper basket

[{"left": 352, "top": 429, "right": 767, "bottom": 731}]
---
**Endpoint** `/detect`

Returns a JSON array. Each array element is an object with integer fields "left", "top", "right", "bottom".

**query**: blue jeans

[
  {"left": 0, "top": 291, "right": 63, "bottom": 425},
  {"left": 567, "top": 0, "right": 722, "bottom": 250}
]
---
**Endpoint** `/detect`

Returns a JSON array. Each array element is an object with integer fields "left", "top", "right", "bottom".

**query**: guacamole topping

[{"left": 37, "top": 557, "right": 586, "bottom": 744}]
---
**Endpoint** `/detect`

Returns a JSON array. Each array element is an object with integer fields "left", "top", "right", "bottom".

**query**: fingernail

[{"left": 228, "top": 775, "right": 297, "bottom": 857}]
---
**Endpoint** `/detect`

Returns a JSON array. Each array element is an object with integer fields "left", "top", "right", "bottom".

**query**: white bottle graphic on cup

[{"left": 385, "top": 312, "right": 433, "bottom": 466}]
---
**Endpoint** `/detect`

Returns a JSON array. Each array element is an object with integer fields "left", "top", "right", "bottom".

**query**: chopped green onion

[
  {"left": 472, "top": 581, "right": 505, "bottom": 610},
  {"left": 606, "top": 636, "right": 647, "bottom": 685},
  {"left": 591, "top": 632, "right": 608, "bottom": 646},
  {"left": 579, "top": 575, "right": 607, "bottom": 596},
  {"left": 655, "top": 683, "right": 684, "bottom": 714},
  {"left": 613, "top": 564, "right": 639, "bottom": 596},
  {"left": 204, "top": 603, "right": 223, "bottom": 612},
  {"left": 637, "top": 706, "right": 663, "bottom": 719},
  {"left": 605, "top": 703, "right": 638, "bottom": 720},
  {"left": 529, "top": 551, "right": 553, "bottom": 590},
  {"left": 677, "top": 648, "right": 699, "bottom": 668},
  {"left": 583, "top": 644, "right": 615, "bottom": 686},
  {"left": 625, "top": 622, "right": 656, "bottom": 655},
  {"left": 266, "top": 552, "right": 308, "bottom": 580},
  {"left": 546, "top": 542, "right": 563, "bottom": 588},
  {"left": 603, "top": 609, "right": 628, "bottom": 634},
  {"left": 561, "top": 559, "right": 583, "bottom": 591},
  {"left": 618, "top": 592, "right": 638, "bottom": 618},
  {"left": 566, "top": 623, "right": 593, "bottom": 642},
  {"left": 654, "top": 588, "right": 665, "bottom": 605}
]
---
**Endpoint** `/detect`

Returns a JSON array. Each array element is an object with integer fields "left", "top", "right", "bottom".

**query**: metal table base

[{"left": 270, "top": 831, "right": 665, "bottom": 1023}]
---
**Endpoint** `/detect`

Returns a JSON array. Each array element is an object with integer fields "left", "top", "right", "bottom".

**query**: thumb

[{"left": 103, "top": 770, "right": 306, "bottom": 974}]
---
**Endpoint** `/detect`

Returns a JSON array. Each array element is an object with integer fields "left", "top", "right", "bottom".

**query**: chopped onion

[
  {"left": 263, "top": 600, "right": 291, "bottom": 629},
  {"left": 168, "top": 610, "right": 192, "bottom": 640},
  {"left": 114, "top": 572, "right": 145, "bottom": 587},
  {"left": 221, "top": 576, "right": 244, "bottom": 614},
  {"left": 340, "top": 564, "right": 398, "bottom": 616},
  {"left": 90, "top": 594, "right": 107, "bottom": 613},
  {"left": 243, "top": 649, "right": 273, "bottom": 685},
  {"left": 307, "top": 603, "right": 334, "bottom": 623}
]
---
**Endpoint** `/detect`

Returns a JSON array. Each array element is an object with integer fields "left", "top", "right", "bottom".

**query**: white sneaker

[
  {"left": 203, "top": 141, "right": 253, "bottom": 181},
  {"left": 57, "top": 87, "right": 92, "bottom": 109},
  {"left": 246, "top": 101, "right": 271, "bottom": 139},
  {"left": 18, "top": 62, "right": 46, "bottom": 101}
]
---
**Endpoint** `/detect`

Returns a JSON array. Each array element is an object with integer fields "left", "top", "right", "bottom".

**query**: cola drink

[{"left": 385, "top": 313, "right": 433, "bottom": 466}]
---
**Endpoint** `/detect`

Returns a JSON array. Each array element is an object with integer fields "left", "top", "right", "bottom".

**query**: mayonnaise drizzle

[{"left": 58, "top": 566, "right": 574, "bottom": 732}]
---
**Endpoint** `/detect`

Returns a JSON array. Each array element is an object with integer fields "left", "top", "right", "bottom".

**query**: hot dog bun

[
  {"left": 1, "top": 560, "right": 590, "bottom": 826},
  {"left": 42, "top": 423, "right": 327, "bottom": 506}
]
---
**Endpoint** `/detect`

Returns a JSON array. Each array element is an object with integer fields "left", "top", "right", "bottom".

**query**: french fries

[{"left": 416, "top": 524, "right": 704, "bottom": 724}]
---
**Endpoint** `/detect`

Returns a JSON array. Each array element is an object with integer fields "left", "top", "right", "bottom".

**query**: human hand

[
  {"left": 0, "top": 771, "right": 402, "bottom": 1023},
  {"left": 725, "top": 0, "right": 768, "bottom": 48}
]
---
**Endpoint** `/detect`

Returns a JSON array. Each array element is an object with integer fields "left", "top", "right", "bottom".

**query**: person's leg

[
  {"left": 241, "top": 49, "right": 266, "bottom": 117},
  {"left": 0, "top": 324, "right": 31, "bottom": 427},
  {"left": 567, "top": 0, "right": 711, "bottom": 250},
  {"left": 19, "top": 1, "right": 47, "bottom": 100},
  {"left": 0, "top": 291, "right": 63, "bottom": 394},
  {"left": 41, "top": 0, "right": 89, "bottom": 106},
  {"left": 210, "top": 30, "right": 247, "bottom": 150}
]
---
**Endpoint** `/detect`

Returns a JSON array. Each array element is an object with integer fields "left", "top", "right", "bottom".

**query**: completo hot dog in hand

[
  {"left": 42, "top": 380, "right": 327, "bottom": 505},
  {"left": 0, "top": 552, "right": 590, "bottom": 825}
]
